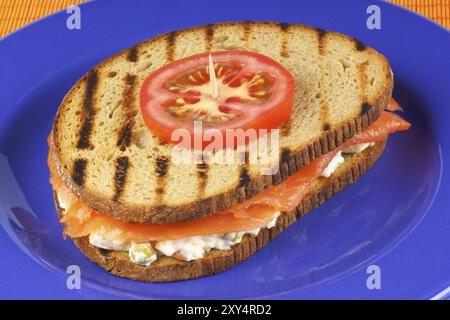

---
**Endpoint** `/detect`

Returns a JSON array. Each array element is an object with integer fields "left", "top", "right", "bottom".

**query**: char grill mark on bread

[
  {"left": 279, "top": 23, "right": 291, "bottom": 136},
  {"left": 72, "top": 159, "right": 87, "bottom": 186},
  {"left": 359, "top": 62, "right": 368, "bottom": 96},
  {"left": 355, "top": 39, "right": 367, "bottom": 51},
  {"left": 155, "top": 156, "right": 170, "bottom": 177},
  {"left": 355, "top": 63, "right": 368, "bottom": 132},
  {"left": 77, "top": 71, "right": 98, "bottom": 150},
  {"left": 205, "top": 23, "right": 215, "bottom": 52},
  {"left": 281, "top": 148, "right": 291, "bottom": 163},
  {"left": 196, "top": 160, "right": 209, "bottom": 198},
  {"left": 316, "top": 27, "right": 327, "bottom": 55},
  {"left": 320, "top": 100, "right": 331, "bottom": 132},
  {"left": 272, "top": 149, "right": 290, "bottom": 185},
  {"left": 236, "top": 149, "right": 262, "bottom": 199},
  {"left": 112, "top": 156, "right": 129, "bottom": 202},
  {"left": 242, "top": 21, "right": 252, "bottom": 48},
  {"left": 361, "top": 102, "right": 371, "bottom": 116},
  {"left": 280, "top": 119, "right": 292, "bottom": 137},
  {"left": 166, "top": 31, "right": 177, "bottom": 62},
  {"left": 117, "top": 74, "right": 137, "bottom": 151},
  {"left": 238, "top": 149, "right": 262, "bottom": 199},
  {"left": 278, "top": 149, "right": 292, "bottom": 182},
  {"left": 155, "top": 156, "right": 170, "bottom": 202},
  {"left": 279, "top": 23, "right": 290, "bottom": 58},
  {"left": 127, "top": 46, "right": 139, "bottom": 62},
  {"left": 358, "top": 62, "right": 370, "bottom": 126},
  {"left": 52, "top": 22, "right": 393, "bottom": 224},
  {"left": 316, "top": 28, "right": 331, "bottom": 133},
  {"left": 238, "top": 167, "right": 250, "bottom": 188}
]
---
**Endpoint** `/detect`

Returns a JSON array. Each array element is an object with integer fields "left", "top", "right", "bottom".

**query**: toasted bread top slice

[{"left": 52, "top": 22, "right": 393, "bottom": 224}]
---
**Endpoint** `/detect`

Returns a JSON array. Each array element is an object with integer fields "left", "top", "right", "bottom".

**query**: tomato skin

[{"left": 140, "top": 51, "right": 295, "bottom": 149}]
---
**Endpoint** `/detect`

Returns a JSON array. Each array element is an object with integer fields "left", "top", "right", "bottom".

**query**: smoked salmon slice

[
  {"left": 386, "top": 98, "right": 403, "bottom": 112},
  {"left": 228, "top": 108, "right": 411, "bottom": 214},
  {"left": 49, "top": 108, "right": 410, "bottom": 242}
]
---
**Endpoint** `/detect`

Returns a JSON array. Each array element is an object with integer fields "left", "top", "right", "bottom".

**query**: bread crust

[
  {"left": 54, "top": 139, "right": 386, "bottom": 282},
  {"left": 52, "top": 21, "right": 393, "bottom": 224}
]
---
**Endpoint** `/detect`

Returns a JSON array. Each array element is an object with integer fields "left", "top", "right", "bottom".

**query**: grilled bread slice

[
  {"left": 52, "top": 22, "right": 393, "bottom": 224},
  {"left": 55, "top": 139, "right": 386, "bottom": 282}
]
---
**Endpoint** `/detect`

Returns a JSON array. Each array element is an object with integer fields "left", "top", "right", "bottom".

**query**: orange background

[{"left": 0, "top": 0, "right": 449, "bottom": 37}]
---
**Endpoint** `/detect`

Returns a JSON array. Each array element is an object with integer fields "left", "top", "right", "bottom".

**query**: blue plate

[{"left": 0, "top": 0, "right": 449, "bottom": 299}]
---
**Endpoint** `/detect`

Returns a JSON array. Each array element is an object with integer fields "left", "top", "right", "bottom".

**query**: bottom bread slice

[{"left": 54, "top": 139, "right": 386, "bottom": 282}]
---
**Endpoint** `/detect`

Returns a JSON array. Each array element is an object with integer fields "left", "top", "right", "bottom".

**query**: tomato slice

[{"left": 140, "top": 51, "right": 295, "bottom": 149}]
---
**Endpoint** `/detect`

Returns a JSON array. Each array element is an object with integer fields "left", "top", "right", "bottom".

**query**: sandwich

[{"left": 48, "top": 22, "right": 411, "bottom": 282}]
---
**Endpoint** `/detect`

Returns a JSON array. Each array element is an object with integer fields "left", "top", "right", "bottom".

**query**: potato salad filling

[
  {"left": 320, "top": 142, "right": 374, "bottom": 177},
  {"left": 86, "top": 212, "right": 280, "bottom": 265}
]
